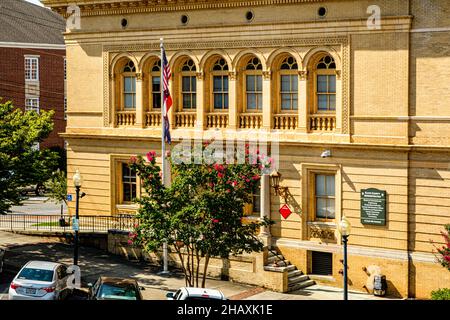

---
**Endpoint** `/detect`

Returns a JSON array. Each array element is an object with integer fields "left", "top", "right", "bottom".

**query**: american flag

[{"left": 162, "top": 47, "right": 172, "bottom": 144}]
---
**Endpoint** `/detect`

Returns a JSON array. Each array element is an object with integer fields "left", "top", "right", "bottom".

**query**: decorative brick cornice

[
  {"left": 103, "top": 37, "right": 347, "bottom": 52},
  {"left": 47, "top": 0, "right": 326, "bottom": 17}
]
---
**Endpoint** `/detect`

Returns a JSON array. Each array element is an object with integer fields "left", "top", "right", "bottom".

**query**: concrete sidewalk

[{"left": 0, "top": 231, "right": 390, "bottom": 300}]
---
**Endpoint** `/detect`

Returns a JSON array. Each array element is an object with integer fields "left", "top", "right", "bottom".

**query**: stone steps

[
  {"left": 264, "top": 250, "right": 315, "bottom": 292},
  {"left": 287, "top": 269, "right": 303, "bottom": 278},
  {"left": 288, "top": 279, "right": 316, "bottom": 291}
]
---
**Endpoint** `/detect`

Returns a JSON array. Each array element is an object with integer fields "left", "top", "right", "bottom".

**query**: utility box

[{"left": 373, "top": 275, "right": 387, "bottom": 297}]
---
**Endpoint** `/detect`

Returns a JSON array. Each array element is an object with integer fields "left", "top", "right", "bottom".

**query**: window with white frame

[
  {"left": 122, "top": 60, "right": 136, "bottom": 110},
  {"left": 211, "top": 58, "right": 229, "bottom": 110},
  {"left": 244, "top": 57, "right": 263, "bottom": 111},
  {"left": 180, "top": 59, "right": 197, "bottom": 110},
  {"left": 25, "top": 57, "right": 39, "bottom": 81},
  {"left": 25, "top": 98, "right": 39, "bottom": 113}
]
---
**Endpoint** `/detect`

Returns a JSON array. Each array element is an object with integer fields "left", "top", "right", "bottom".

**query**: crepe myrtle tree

[
  {"left": 433, "top": 224, "right": 450, "bottom": 271},
  {"left": 128, "top": 142, "right": 274, "bottom": 287}
]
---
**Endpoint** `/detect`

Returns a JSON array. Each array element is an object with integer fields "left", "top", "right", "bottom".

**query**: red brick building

[{"left": 0, "top": 0, "right": 66, "bottom": 149}]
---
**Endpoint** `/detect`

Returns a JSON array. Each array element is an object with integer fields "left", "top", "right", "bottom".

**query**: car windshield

[
  {"left": 98, "top": 284, "right": 139, "bottom": 300},
  {"left": 17, "top": 268, "right": 54, "bottom": 282}
]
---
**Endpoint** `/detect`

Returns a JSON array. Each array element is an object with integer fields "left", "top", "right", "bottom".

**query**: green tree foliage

[
  {"left": 45, "top": 169, "right": 67, "bottom": 206},
  {"left": 45, "top": 169, "right": 67, "bottom": 222},
  {"left": 0, "top": 100, "right": 59, "bottom": 214},
  {"left": 129, "top": 143, "right": 273, "bottom": 287}
]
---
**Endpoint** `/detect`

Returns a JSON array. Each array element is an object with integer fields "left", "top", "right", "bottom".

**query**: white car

[
  {"left": 8, "top": 261, "right": 71, "bottom": 300},
  {"left": 166, "top": 287, "right": 227, "bottom": 300}
]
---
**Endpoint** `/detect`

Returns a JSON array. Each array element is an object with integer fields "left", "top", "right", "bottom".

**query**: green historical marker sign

[{"left": 361, "top": 188, "right": 386, "bottom": 226}]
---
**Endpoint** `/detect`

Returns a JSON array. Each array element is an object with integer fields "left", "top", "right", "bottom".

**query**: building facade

[
  {"left": 43, "top": 0, "right": 450, "bottom": 298},
  {"left": 0, "top": 0, "right": 66, "bottom": 149}
]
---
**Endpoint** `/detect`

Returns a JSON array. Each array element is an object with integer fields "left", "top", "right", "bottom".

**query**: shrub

[{"left": 431, "top": 288, "right": 450, "bottom": 300}]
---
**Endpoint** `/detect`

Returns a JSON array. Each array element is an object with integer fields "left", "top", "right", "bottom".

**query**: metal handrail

[{"left": 0, "top": 214, "right": 137, "bottom": 233}]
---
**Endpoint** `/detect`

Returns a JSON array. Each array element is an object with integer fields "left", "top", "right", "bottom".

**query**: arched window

[
  {"left": 279, "top": 56, "right": 298, "bottom": 111},
  {"left": 149, "top": 60, "right": 161, "bottom": 110},
  {"left": 180, "top": 59, "right": 196, "bottom": 110},
  {"left": 212, "top": 58, "right": 229, "bottom": 110},
  {"left": 245, "top": 57, "right": 263, "bottom": 111},
  {"left": 122, "top": 60, "right": 136, "bottom": 110},
  {"left": 315, "top": 55, "right": 336, "bottom": 112}
]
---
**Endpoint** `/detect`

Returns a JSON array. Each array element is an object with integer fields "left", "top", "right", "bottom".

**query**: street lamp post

[
  {"left": 73, "top": 170, "right": 83, "bottom": 266},
  {"left": 337, "top": 216, "right": 351, "bottom": 300}
]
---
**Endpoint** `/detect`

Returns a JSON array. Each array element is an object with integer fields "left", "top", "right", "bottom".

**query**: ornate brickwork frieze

[
  {"left": 103, "top": 37, "right": 347, "bottom": 52},
  {"left": 309, "top": 226, "right": 336, "bottom": 240},
  {"left": 52, "top": 0, "right": 326, "bottom": 17},
  {"left": 103, "top": 50, "right": 110, "bottom": 127}
]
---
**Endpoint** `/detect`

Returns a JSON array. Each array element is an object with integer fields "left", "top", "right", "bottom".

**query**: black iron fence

[{"left": 0, "top": 214, "right": 137, "bottom": 233}]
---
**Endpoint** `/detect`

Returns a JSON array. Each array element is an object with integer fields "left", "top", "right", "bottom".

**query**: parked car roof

[
  {"left": 99, "top": 277, "right": 139, "bottom": 285},
  {"left": 182, "top": 287, "right": 226, "bottom": 299},
  {"left": 24, "top": 261, "right": 61, "bottom": 271}
]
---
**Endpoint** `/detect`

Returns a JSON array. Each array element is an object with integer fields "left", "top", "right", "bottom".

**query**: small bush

[{"left": 431, "top": 288, "right": 450, "bottom": 300}]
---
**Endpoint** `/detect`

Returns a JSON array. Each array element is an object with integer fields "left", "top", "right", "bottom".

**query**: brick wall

[{"left": 0, "top": 46, "right": 66, "bottom": 149}]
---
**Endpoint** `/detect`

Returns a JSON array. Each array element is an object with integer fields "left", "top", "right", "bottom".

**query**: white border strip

[
  {"left": 273, "top": 238, "right": 437, "bottom": 263},
  {"left": 411, "top": 27, "right": 450, "bottom": 33},
  {"left": 0, "top": 42, "right": 65, "bottom": 50}
]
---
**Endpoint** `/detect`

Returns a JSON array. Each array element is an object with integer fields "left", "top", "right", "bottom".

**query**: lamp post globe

[
  {"left": 73, "top": 169, "right": 83, "bottom": 188},
  {"left": 338, "top": 216, "right": 352, "bottom": 237}
]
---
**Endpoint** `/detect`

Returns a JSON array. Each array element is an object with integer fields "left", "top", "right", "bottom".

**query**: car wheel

[{"left": 36, "top": 185, "right": 46, "bottom": 196}]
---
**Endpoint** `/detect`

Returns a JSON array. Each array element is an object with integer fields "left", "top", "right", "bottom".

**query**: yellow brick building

[{"left": 43, "top": 0, "right": 450, "bottom": 298}]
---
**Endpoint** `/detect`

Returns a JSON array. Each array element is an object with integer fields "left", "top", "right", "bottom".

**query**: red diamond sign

[{"left": 279, "top": 204, "right": 292, "bottom": 219}]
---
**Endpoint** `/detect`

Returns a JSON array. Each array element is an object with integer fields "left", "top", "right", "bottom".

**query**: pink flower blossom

[
  {"left": 252, "top": 175, "right": 260, "bottom": 180},
  {"left": 146, "top": 151, "right": 156, "bottom": 162},
  {"left": 217, "top": 172, "right": 224, "bottom": 179},
  {"left": 231, "top": 181, "right": 238, "bottom": 187},
  {"left": 127, "top": 240, "right": 133, "bottom": 245},
  {"left": 130, "top": 156, "right": 137, "bottom": 163},
  {"left": 212, "top": 219, "right": 220, "bottom": 223}
]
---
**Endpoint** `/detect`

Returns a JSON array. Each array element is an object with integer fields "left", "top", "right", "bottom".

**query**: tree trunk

[
  {"left": 186, "top": 245, "right": 192, "bottom": 286},
  {"left": 201, "top": 254, "right": 210, "bottom": 288},
  {"left": 195, "top": 249, "right": 200, "bottom": 287},
  {"left": 174, "top": 247, "right": 189, "bottom": 287},
  {"left": 190, "top": 244, "right": 195, "bottom": 287}
]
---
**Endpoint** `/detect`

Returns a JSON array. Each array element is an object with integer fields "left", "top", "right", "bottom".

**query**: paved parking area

[
  {"left": 0, "top": 230, "right": 391, "bottom": 300},
  {"left": 10, "top": 197, "right": 67, "bottom": 215}
]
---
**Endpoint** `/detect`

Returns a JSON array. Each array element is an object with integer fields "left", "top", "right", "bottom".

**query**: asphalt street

[{"left": 10, "top": 197, "right": 68, "bottom": 216}]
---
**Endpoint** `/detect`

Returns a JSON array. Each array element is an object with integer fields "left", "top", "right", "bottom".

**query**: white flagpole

[{"left": 160, "top": 37, "right": 169, "bottom": 274}]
